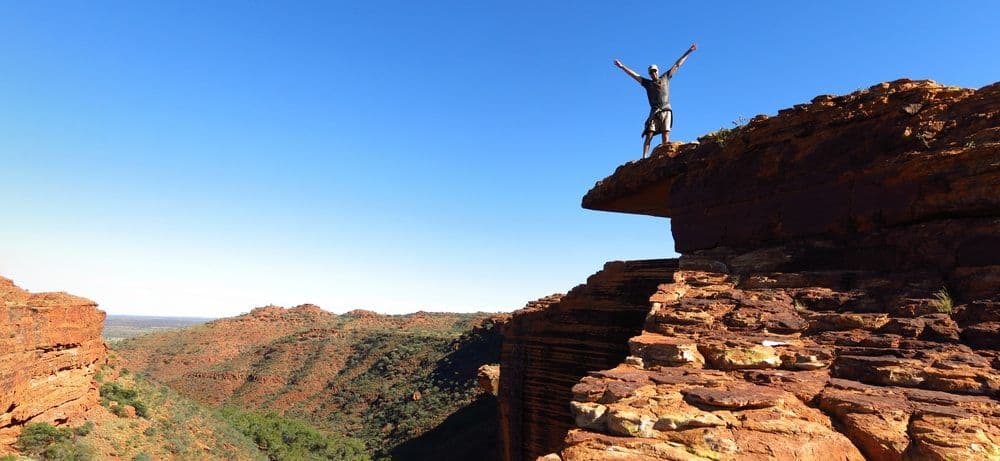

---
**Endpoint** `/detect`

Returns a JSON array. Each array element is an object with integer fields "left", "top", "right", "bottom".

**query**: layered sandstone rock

[
  {"left": 0, "top": 276, "right": 107, "bottom": 449},
  {"left": 584, "top": 80, "right": 999, "bottom": 239},
  {"left": 559, "top": 268, "right": 1000, "bottom": 460},
  {"left": 522, "top": 80, "right": 1000, "bottom": 460},
  {"left": 499, "top": 261, "right": 678, "bottom": 461}
]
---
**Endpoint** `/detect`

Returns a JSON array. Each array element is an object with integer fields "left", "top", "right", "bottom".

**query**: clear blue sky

[{"left": 1, "top": 1, "right": 998, "bottom": 316}]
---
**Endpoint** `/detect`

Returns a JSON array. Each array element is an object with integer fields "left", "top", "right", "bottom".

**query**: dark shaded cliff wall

[{"left": 497, "top": 259, "right": 677, "bottom": 461}]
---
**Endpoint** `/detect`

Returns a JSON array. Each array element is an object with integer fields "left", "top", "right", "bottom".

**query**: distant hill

[
  {"left": 103, "top": 315, "right": 213, "bottom": 341},
  {"left": 114, "top": 305, "right": 505, "bottom": 459}
]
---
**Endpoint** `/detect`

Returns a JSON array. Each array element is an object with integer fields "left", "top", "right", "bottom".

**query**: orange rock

[
  {"left": 502, "top": 80, "right": 1000, "bottom": 460},
  {"left": 478, "top": 364, "right": 500, "bottom": 396},
  {"left": 498, "top": 260, "right": 678, "bottom": 461},
  {"left": 0, "top": 276, "right": 107, "bottom": 449}
]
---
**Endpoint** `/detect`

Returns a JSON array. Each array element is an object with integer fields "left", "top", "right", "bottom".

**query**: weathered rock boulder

[
  {"left": 0, "top": 276, "right": 107, "bottom": 449},
  {"left": 479, "top": 364, "right": 501, "bottom": 396},
  {"left": 511, "top": 80, "right": 1000, "bottom": 461}
]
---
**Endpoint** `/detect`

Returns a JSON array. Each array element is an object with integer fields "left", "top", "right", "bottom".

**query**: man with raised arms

[{"left": 614, "top": 43, "right": 697, "bottom": 158}]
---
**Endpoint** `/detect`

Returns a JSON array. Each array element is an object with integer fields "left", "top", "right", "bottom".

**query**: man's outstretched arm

[
  {"left": 665, "top": 43, "right": 697, "bottom": 79},
  {"left": 614, "top": 59, "right": 643, "bottom": 83}
]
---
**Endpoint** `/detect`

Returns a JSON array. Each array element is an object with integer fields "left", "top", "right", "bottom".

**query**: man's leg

[
  {"left": 661, "top": 110, "right": 672, "bottom": 145},
  {"left": 642, "top": 134, "right": 652, "bottom": 158}
]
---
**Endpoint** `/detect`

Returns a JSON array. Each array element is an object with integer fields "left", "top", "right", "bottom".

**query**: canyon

[
  {"left": 2, "top": 78, "right": 997, "bottom": 461},
  {"left": 115, "top": 305, "right": 504, "bottom": 458}
]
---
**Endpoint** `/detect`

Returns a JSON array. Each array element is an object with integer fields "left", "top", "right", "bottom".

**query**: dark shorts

[{"left": 643, "top": 108, "right": 673, "bottom": 136}]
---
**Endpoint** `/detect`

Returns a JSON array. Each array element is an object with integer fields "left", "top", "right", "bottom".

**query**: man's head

[{"left": 648, "top": 64, "right": 659, "bottom": 79}]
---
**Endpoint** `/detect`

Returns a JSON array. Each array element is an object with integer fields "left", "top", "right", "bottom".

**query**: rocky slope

[
  {"left": 116, "top": 305, "right": 504, "bottom": 458},
  {"left": 81, "top": 367, "right": 269, "bottom": 461},
  {"left": 0, "top": 276, "right": 107, "bottom": 450},
  {"left": 504, "top": 79, "right": 1000, "bottom": 460}
]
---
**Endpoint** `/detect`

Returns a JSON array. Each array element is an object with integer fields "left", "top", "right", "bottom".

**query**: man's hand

[
  {"left": 667, "top": 45, "right": 696, "bottom": 79},
  {"left": 614, "top": 59, "right": 642, "bottom": 82}
]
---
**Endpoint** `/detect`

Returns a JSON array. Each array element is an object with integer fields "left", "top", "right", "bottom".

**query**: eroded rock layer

[
  {"left": 499, "top": 260, "right": 678, "bottom": 461},
  {"left": 583, "top": 80, "right": 1000, "bottom": 271},
  {"left": 0, "top": 276, "right": 107, "bottom": 448},
  {"left": 559, "top": 267, "right": 999, "bottom": 460},
  {"left": 534, "top": 80, "right": 1000, "bottom": 460}
]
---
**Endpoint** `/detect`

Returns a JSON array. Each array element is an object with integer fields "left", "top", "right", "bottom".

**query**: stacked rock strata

[
  {"left": 532, "top": 79, "right": 1000, "bottom": 460},
  {"left": 499, "top": 261, "right": 678, "bottom": 460},
  {"left": 0, "top": 277, "right": 107, "bottom": 450}
]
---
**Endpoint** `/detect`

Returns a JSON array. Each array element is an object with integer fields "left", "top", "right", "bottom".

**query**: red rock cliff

[
  {"left": 499, "top": 259, "right": 678, "bottom": 461},
  {"left": 0, "top": 276, "right": 107, "bottom": 449},
  {"left": 508, "top": 79, "right": 1000, "bottom": 460}
]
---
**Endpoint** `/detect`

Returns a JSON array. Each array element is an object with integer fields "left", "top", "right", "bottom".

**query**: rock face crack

[
  {"left": 497, "top": 259, "right": 678, "bottom": 461},
  {"left": 807, "top": 382, "right": 882, "bottom": 461}
]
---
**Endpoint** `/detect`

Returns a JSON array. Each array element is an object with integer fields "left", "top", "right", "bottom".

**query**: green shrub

[
  {"left": 705, "top": 126, "right": 734, "bottom": 147},
  {"left": 220, "top": 408, "right": 369, "bottom": 461},
  {"left": 131, "top": 401, "right": 150, "bottom": 418},
  {"left": 16, "top": 423, "right": 72, "bottom": 453},
  {"left": 932, "top": 288, "right": 953, "bottom": 313},
  {"left": 701, "top": 116, "right": 749, "bottom": 148},
  {"left": 74, "top": 421, "right": 95, "bottom": 436},
  {"left": 15, "top": 422, "right": 94, "bottom": 461},
  {"left": 100, "top": 382, "right": 149, "bottom": 418},
  {"left": 132, "top": 453, "right": 152, "bottom": 461}
]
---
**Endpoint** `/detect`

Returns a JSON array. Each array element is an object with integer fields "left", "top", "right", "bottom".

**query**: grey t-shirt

[{"left": 640, "top": 75, "right": 671, "bottom": 110}]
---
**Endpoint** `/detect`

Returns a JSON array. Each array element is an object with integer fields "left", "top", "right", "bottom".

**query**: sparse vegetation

[
  {"left": 702, "top": 116, "right": 749, "bottom": 147},
  {"left": 84, "top": 369, "right": 265, "bottom": 460},
  {"left": 320, "top": 325, "right": 499, "bottom": 456},
  {"left": 220, "top": 409, "right": 369, "bottom": 461},
  {"left": 705, "top": 127, "right": 734, "bottom": 147},
  {"left": 115, "top": 311, "right": 501, "bottom": 459},
  {"left": 100, "top": 382, "right": 149, "bottom": 418},
  {"left": 932, "top": 288, "right": 953, "bottom": 313},
  {"left": 73, "top": 421, "right": 95, "bottom": 437},
  {"left": 15, "top": 422, "right": 95, "bottom": 461}
]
